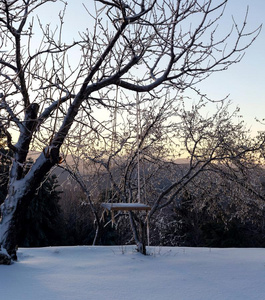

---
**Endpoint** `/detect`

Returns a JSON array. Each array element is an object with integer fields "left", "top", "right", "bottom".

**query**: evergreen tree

[
  {"left": 0, "top": 131, "right": 10, "bottom": 203},
  {"left": 18, "top": 174, "right": 65, "bottom": 247}
]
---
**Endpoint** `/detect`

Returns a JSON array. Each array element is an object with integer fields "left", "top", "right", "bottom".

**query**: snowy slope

[{"left": 1, "top": 246, "right": 265, "bottom": 300}]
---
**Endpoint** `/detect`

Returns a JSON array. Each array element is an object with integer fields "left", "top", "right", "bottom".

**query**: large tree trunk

[
  {"left": 0, "top": 201, "right": 22, "bottom": 260},
  {"left": 0, "top": 152, "right": 55, "bottom": 261},
  {"left": 1, "top": 191, "right": 38, "bottom": 260}
]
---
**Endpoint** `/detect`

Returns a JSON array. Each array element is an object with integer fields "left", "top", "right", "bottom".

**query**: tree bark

[
  {"left": 0, "top": 153, "right": 54, "bottom": 260},
  {"left": 129, "top": 212, "right": 147, "bottom": 255}
]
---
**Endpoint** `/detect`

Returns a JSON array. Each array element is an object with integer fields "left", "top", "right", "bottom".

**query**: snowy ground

[{"left": 1, "top": 246, "right": 265, "bottom": 300}]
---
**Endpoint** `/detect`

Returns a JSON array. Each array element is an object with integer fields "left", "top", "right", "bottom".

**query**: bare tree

[
  {"left": 0, "top": 0, "right": 260, "bottom": 261},
  {"left": 77, "top": 94, "right": 265, "bottom": 253}
]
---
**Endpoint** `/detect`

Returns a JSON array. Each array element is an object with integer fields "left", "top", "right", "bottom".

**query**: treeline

[
  {"left": 60, "top": 171, "right": 265, "bottom": 248},
  {"left": 1, "top": 174, "right": 265, "bottom": 248},
  {"left": 2, "top": 173, "right": 265, "bottom": 249},
  {"left": 1, "top": 141, "right": 265, "bottom": 248},
  {"left": 63, "top": 162, "right": 265, "bottom": 248}
]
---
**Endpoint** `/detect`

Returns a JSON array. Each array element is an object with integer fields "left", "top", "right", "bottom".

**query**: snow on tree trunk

[
  {"left": 0, "top": 247, "right": 11, "bottom": 265},
  {"left": 0, "top": 152, "right": 55, "bottom": 261}
]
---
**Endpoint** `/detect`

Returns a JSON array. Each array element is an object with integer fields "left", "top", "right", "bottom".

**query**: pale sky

[
  {"left": 197, "top": 0, "right": 265, "bottom": 133},
  {"left": 35, "top": 0, "right": 265, "bottom": 134}
]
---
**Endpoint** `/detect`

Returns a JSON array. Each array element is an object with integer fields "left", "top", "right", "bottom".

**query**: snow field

[{"left": 1, "top": 246, "right": 265, "bottom": 300}]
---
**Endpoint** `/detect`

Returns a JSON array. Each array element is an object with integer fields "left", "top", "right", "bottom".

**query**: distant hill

[{"left": 27, "top": 151, "right": 191, "bottom": 188}]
